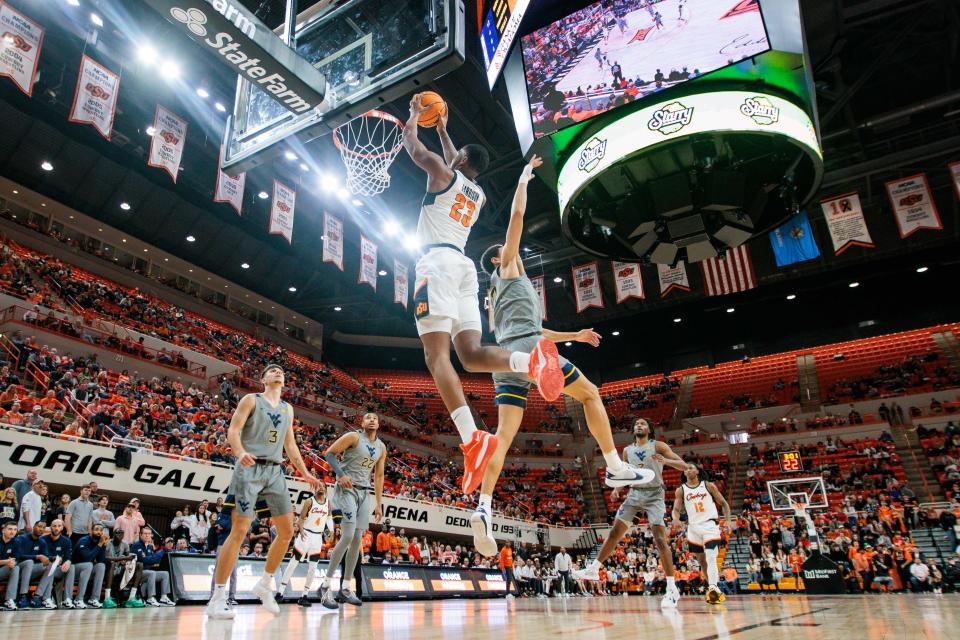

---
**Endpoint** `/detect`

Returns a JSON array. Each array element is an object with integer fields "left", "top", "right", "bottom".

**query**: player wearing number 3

[
  {"left": 673, "top": 464, "right": 733, "bottom": 605},
  {"left": 402, "top": 94, "right": 565, "bottom": 494}
]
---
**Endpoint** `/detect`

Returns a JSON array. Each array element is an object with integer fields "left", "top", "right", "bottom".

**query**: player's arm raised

[
  {"left": 283, "top": 415, "right": 320, "bottom": 488},
  {"left": 706, "top": 481, "right": 733, "bottom": 531},
  {"left": 402, "top": 95, "right": 454, "bottom": 191},
  {"left": 323, "top": 432, "right": 360, "bottom": 489},
  {"left": 500, "top": 155, "right": 543, "bottom": 272},
  {"left": 227, "top": 394, "right": 258, "bottom": 467},
  {"left": 373, "top": 449, "right": 386, "bottom": 524},
  {"left": 435, "top": 109, "right": 459, "bottom": 166},
  {"left": 671, "top": 486, "right": 684, "bottom": 535}
]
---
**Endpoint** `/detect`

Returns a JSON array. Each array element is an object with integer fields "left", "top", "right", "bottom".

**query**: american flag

[{"left": 700, "top": 245, "right": 757, "bottom": 296}]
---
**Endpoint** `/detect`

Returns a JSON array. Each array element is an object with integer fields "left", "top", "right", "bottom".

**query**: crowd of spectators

[{"left": 825, "top": 352, "right": 957, "bottom": 403}]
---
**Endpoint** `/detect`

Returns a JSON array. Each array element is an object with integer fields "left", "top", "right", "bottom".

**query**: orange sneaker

[
  {"left": 459, "top": 431, "right": 498, "bottom": 493},
  {"left": 528, "top": 338, "right": 564, "bottom": 401}
]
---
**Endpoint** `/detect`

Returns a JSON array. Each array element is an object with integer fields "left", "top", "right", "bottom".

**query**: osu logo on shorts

[
  {"left": 413, "top": 279, "right": 430, "bottom": 319},
  {"left": 415, "top": 301, "right": 429, "bottom": 319},
  {"left": 85, "top": 83, "right": 111, "bottom": 100}
]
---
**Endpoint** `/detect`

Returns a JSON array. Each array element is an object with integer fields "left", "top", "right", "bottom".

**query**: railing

[
  {"left": 109, "top": 435, "right": 155, "bottom": 454},
  {"left": 0, "top": 304, "right": 208, "bottom": 379},
  {"left": 23, "top": 360, "right": 48, "bottom": 390},
  {"left": 0, "top": 331, "right": 20, "bottom": 364}
]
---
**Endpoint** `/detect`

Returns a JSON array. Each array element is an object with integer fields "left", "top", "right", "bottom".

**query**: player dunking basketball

[
  {"left": 206, "top": 364, "right": 320, "bottom": 619},
  {"left": 276, "top": 483, "right": 333, "bottom": 606},
  {"left": 471, "top": 156, "right": 654, "bottom": 557},
  {"left": 673, "top": 464, "right": 733, "bottom": 604},
  {"left": 402, "top": 94, "right": 565, "bottom": 494},
  {"left": 576, "top": 417, "right": 688, "bottom": 608}
]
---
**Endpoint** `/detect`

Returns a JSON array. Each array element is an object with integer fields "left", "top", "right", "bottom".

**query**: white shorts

[
  {"left": 413, "top": 247, "right": 482, "bottom": 337},
  {"left": 686, "top": 519, "right": 722, "bottom": 549},
  {"left": 293, "top": 531, "right": 325, "bottom": 558}
]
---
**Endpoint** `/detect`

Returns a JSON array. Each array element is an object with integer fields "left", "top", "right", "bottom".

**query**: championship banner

[
  {"left": 214, "top": 148, "right": 245, "bottom": 215},
  {"left": 820, "top": 192, "right": 874, "bottom": 255},
  {"left": 147, "top": 104, "right": 188, "bottom": 183},
  {"left": 68, "top": 55, "right": 120, "bottom": 140},
  {"left": 530, "top": 275, "right": 547, "bottom": 321},
  {"left": 572, "top": 262, "right": 603, "bottom": 313},
  {"left": 885, "top": 173, "right": 942, "bottom": 238},
  {"left": 269, "top": 180, "right": 295, "bottom": 244},
  {"left": 612, "top": 261, "right": 644, "bottom": 303},
  {"left": 358, "top": 235, "right": 378, "bottom": 291},
  {"left": 948, "top": 161, "right": 960, "bottom": 201},
  {"left": 393, "top": 259, "right": 408, "bottom": 308},
  {"left": 0, "top": 1, "right": 44, "bottom": 97},
  {"left": 657, "top": 262, "right": 690, "bottom": 297},
  {"left": 322, "top": 213, "right": 343, "bottom": 271}
]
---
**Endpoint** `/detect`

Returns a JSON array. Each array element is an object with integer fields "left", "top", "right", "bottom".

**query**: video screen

[{"left": 521, "top": 0, "right": 771, "bottom": 138}]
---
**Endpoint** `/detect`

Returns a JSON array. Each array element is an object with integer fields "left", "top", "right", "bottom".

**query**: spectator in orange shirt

[
  {"left": 389, "top": 527, "right": 401, "bottom": 559},
  {"left": 375, "top": 527, "right": 390, "bottom": 560},
  {"left": 499, "top": 541, "right": 515, "bottom": 597},
  {"left": 719, "top": 564, "right": 739, "bottom": 594},
  {"left": 788, "top": 549, "right": 804, "bottom": 578},
  {"left": 38, "top": 390, "right": 62, "bottom": 411},
  {"left": 408, "top": 536, "right": 421, "bottom": 563},
  {"left": 361, "top": 529, "right": 373, "bottom": 555}
]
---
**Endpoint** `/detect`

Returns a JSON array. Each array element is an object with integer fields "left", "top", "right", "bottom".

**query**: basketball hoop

[{"left": 333, "top": 110, "right": 404, "bottom": 196}]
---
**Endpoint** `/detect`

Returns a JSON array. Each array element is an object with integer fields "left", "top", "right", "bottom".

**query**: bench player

[
  {"left": 205, "top": 364, "right": 321, "bottom": 620},
  {"left": 403, "top": 95, "right": 565, "bottom": 494},
  {"left": 276, "top": 483, "right": 333, "bottom": 606},
  {"left": 575, "top": 418, "right": 688, "bottom": 607},
  {"left": 320, "top": 412, "right": 386, "bottom": 609},
  {"left": 673, "top": 464, "right": 733, "bottom": 604},
  {"left": 471, "top": 155, "right": 654, "bottom": 557}
]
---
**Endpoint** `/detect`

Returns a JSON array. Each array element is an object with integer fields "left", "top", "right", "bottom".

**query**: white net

[{"left": 334, "top": 110, "right": 404, "bottom": 196}]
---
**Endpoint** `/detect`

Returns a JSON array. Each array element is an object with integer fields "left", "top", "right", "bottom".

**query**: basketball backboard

[
  {"left": 767, "top": 476, "right": 829, "bottom": 512},
  {"left": 222, "top": 0, "right": 465, "bottom": 175}
]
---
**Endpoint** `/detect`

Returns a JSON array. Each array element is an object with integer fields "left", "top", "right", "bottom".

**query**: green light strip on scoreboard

[{"left": 556, "top": 91, "right": 823, "bottom": 215}]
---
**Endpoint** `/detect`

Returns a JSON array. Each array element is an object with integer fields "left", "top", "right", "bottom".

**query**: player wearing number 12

[
  {"left": 673, "top": 464, "right": 733, "bottom": 605},
  {"left": 206, "top": 364, "right": 321, "bottom": 620},
  {"left": 402, "top": 94, "right": 565, "bottom": 494}
]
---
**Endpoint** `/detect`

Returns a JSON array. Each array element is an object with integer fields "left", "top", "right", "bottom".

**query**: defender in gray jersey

[
  {"left": 575, "top": 417, "right": 690, "bottom": 608},
  {"left": 320, "top": 412, "right": 386, "bottom": 609},
  {"left": 206, "top": 364, "right": 320, "bottom": 621},
  {"left": 470, "top": 155, "right": 653, "bottom": 559}
]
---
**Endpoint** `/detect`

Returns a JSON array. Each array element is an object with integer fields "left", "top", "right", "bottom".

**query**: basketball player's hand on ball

[
  {"left": 437, "top": 108, "right": 448, "bottom": 133},
  {"left": 338, "top": 475, "right": 354, "bottom": 489},
  {"left": 373, "top": 505, "right": 383, "bottom": 523},
  {"left": 575, "top": 328, "right": 601, "bottom": 347},
  {"left": 409, "top": 94, "right": 424, "bottom": 116},
  {"left": 238, "top": 451, "right": 256, "bottom": 467}
]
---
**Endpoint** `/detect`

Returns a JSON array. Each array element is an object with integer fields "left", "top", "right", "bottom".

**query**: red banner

[
  {"left": 323, "top": 213, "right": 343, "bottom": 271},
  {"left": 214, "top": 148, "right": 245, "bottom": 215},
  {"left": 359, "top": 235, "right": 378, "bottom": 290},
  {"left": 69, "top": 55, "right": 120, "bottom": 140},
  {"left": 148, "top": 104, "right": 188, "bottom": 183},
  {"left": 657, "top": 262, "right": 690, "bottom": 297},
  {"left": 612, "top": 261, "right": 644, "bottom": 303},
  {"left": 269, "top": 180, "right": 296, "bottom": 244},
  {"left": 530, "top": 275, "right": 547, "bottom": 321},
  {"left": 949, "top": 161, "right": 960, "bottom": 201},
  {"left": 885, "top": 173, "right": 942, "bottom": 238},
  {"left": 394, "top": 259, "right": 408, "bottom": 308},
  {"left": 820, "top": 192, "right": 873, "bottom": 255},
  {"left": 0, "top": 1, "right": 44, "bottom": 97},
  {"left": 572, "top": 262, "right": 603, "bottom": 313}
]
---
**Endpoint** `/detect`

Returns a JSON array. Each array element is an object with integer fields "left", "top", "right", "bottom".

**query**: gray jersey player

[
  {"left": 321, "top": 412, "right": 387, "bottom": 608},
  {"left": 206, "top": 364, "right": 320, "bottom": 620}
]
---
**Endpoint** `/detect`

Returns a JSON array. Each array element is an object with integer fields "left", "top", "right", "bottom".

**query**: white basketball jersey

[
  {"left": 417, "top": 170, "right": 485, "bottom": 252},
  {"left": 304, "top": 496, "right": 332, "bottom": 534},
  {"left": 682, "top": 481, "right": 718, "bottom": 524}
]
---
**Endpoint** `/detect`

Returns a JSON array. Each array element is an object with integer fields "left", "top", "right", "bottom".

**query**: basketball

[{"left": 417, "top": 91, "right": 447, "bottom": 128}]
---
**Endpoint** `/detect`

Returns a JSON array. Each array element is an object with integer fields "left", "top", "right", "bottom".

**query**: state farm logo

[
  {"left": 899, "top": 194, "right": 923, "bottom": 207},
  {"left": 647, "top": 102, "right": 694, "bottom": 135},
  {"left": 577, "top": 137, "right": 607, "bottom": 173},
  {"left": 85, "top": 83, "right": 111, "bottom": 100},
  {"left": 159, "top": 130, "right": 180, "bottom": 145},
  {"left": 170, "top": 7, "right": 208, "bottom": 37},
  {"left": 2, "top": 32, "right": 31, "bottom": 52},
  {"left": 740, "top": 96, "right": 779, "bottom": 125}
]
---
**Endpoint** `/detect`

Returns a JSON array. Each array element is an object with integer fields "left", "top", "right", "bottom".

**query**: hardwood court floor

[{"left": 4, "top": 594, "right": 958, "bottom": 640}]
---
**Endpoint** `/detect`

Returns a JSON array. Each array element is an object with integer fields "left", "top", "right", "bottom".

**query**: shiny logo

[
  {"left": 647, "top": 102, "right": 694, "bottom": 135},
  {"left": 170, "top": 7, "right": 208, "bottom": 37},
  {"left": 159, "top": 130, "right": 180, "bottom": 145},
  {"left": 577, "top": 137, "right": 607, "bottom": 173},
  {"left": 740, "top": 96, "right": 779, "bottom": 125},
  {"left": 85, "top": 83, "right": 111, "bottom": 100},
  {"left": 276, "top": 201, "right": 291, "bottom": 212}
]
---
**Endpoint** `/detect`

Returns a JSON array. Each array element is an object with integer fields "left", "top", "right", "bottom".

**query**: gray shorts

[
  {"left": 331, "top": 485, "right": 370, "bottom": 531},
  {"left": 493, "top": 334, "right": 579, "bottom": 408},
  {"left": 227, "top": 463, "right": 292, "bottom": 519},
  {"left": 615, "top": 486, "right": 666, "bottom": 526}
]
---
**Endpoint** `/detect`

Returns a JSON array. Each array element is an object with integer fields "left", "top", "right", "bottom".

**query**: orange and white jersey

[
  {"left": 303, "top": 495, "right": 333, "bottom": 535},
  {"left": 417, "top": 170, "right": 486, "bottom": 251},
  {"left": 682, "top": 481, "right": 719, "bottom": 525}
]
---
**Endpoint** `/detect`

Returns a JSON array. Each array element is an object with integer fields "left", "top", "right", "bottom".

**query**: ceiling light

[
  {"left": 334, "top": 306, "right": 342, "bottom": 312},
  {"left": 40, "top": 203, "right": 46, "bottom": 207},
  {"left": 66, "top": 0, "right": 80, "bottom": 6},
  {"left": 160, "top": 60, "right": 180, "bottom": 79},
  {"left": 284, "top": 151, "right": 297, "bottom": 161},
  {"left": 673, "top": 317, "right": 682, "bottom": 323},
  {"left": 611, "top": 331, "right": 620, "bottom": 336},
  {"left": 143, "top": 249, "right": 148, "bottom": 253},
  {"left": 241, "top": 263, "right": 250, "bottom": 269},
  {"left": 258, "top": 191, "right": 269, "bottom": 199},
  {"left": 138, "top": 45, "right": 158, "bottom": 65},
  {"left": 403, "top": 234, "right": 420, "bottom": 252},
  {"left": 351, "top": 199, "right": 363, "bottom": 206},
  {"left": 40, "top": 161, "right": 53, "bottom": 171},
  {"left": 164, "top": 258, "right": 168, "bottom": 262},
  {"left": 383, "top": 220, "right": 399, "bottom": 237},
  {"left": 188, "top": 269, "right": 193, "bottom": 273},
  {"left": 186, "top": 235, "right": 195, "bottom": 242},
  {"left": 337, "top": 188, "right": 350, "bottom": 200},
  {"left": 321, "top": 174, "right": 339, "bottom": 192},
  {"left": 299, "top": 163, "right": 309, "bottom": 171},
  {"left": 11, "top": 190, "right": 17, "bottom": 194},
  {"left": 119, "top": 202, "right": 131, "bottom": 211},
  {"left": 849, "top": 282, "right": 859, "bottom": 288},
  {"left": 146, "top": 126, "right": 156, "bottom": 136},
  {"left": 378, "top": 269, "right": 387, "bottom": 276},
  {"left": 90, "top": 13, "right": 103, "bottom": 27},
  {"left": 523, "top": 247, "right": 531, "bottom": 253},
  {"left": 553, "top": 276, "right": 563, "bottom": 283},
  {"left": 288, "top": 286, "right": 297, "bottom": 292},
  {"left": 916, "top": 266, "right": 928, "bottom": 273},
  {"left": 121, "top": 238, "right": 126, "bottom": 243},
  {"left": 726, "top": 307, "right": 735, "bottom": 313},
  {"left": 196, "top": 88, "right": 209, "bottom": 98},
  {"left": 214, "top": 102, "right": 226, "bottom": 113},
  {"left": 564, "top": 342, "right": 572, "bottom": 347},
  {"left": 786, "top": 294, "right": 796, "bottom": 300}
]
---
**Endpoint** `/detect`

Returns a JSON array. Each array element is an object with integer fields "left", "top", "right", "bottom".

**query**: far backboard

[{"left": 222, "top": 0, "right": 465, "bottom": 175}]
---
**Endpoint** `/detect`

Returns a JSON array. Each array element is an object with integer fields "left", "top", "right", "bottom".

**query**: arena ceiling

[{"left": 0, "top": 0, "right": 958, "bottom": 375}]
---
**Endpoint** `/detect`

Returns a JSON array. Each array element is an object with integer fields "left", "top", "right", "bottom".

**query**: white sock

[
  {"left": 322, "top": 575, "right": 330, "bottom": 588},
  {"left": 258, "top": 572, "right": 274, "bottom": 588},
  {"left": 129, "top": 587, "right": 137, "bottom": 599},
  {"left": 451, "top": 406, "right": 477, "bottom": 443},
  {"left": 508, "top": 351, "right": 530, "bottom": 373},
  {"left": 705, "top": 547, "right": 720, "bottom": 587},
  {"left": 666, "top": 576, "right": 676, "bottom": 590},
  {"left": 103, "top": 589, "right": 111, "bottom": 599},
  {"left": 603, "top": 450, "right": 624, "bottom": 471},
  {"left": 479, "top": 494, "right": 493, "bottom": 512}
]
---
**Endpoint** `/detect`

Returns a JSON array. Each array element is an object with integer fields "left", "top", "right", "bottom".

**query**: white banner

[
  {"left": 393, "top": 259, "right": 408, "bottom": 308},
  {"left": 949, "top": 161, "right": 960, "bottom": 201},
  {"left": 0, "top": 426, "right": 578, "bottom": 545},
  {"left": 214, "top": 148, "right": 245, "bottom": 215},
  {"left": 359, "top": 235, "right": 378, "bottom": 290},
  {"left": 147, "top": 104, "right": 188, "bottom": 183},
  {"left": 269, "top": 180, "right": 296, "bottom": 244},
  {"left": 69, "top": 55, "right": 120, "bottom": 140},
  {"left": 885, "top": 173, "right": 942, "bottom": 238},
  {"left": 819, "top": 192, "right": 873, "bottom": 255},
  {"left": 530, "top": 275, "right": 547, "bottom": 321},
  {"left": 657, "top": 262, "right": 690, "bottom": 297},
  {"left": 0, "top": 1, "right": 44, "bottom": 96},
  {"left": 572, "top": 262, "right": 603, "bottom": 313},
  {"left": 612, "top": 261, "right": 644, "bottom": 303},
  {"left": 323, "top": 213, "right": 344, "bottom": 271}
]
